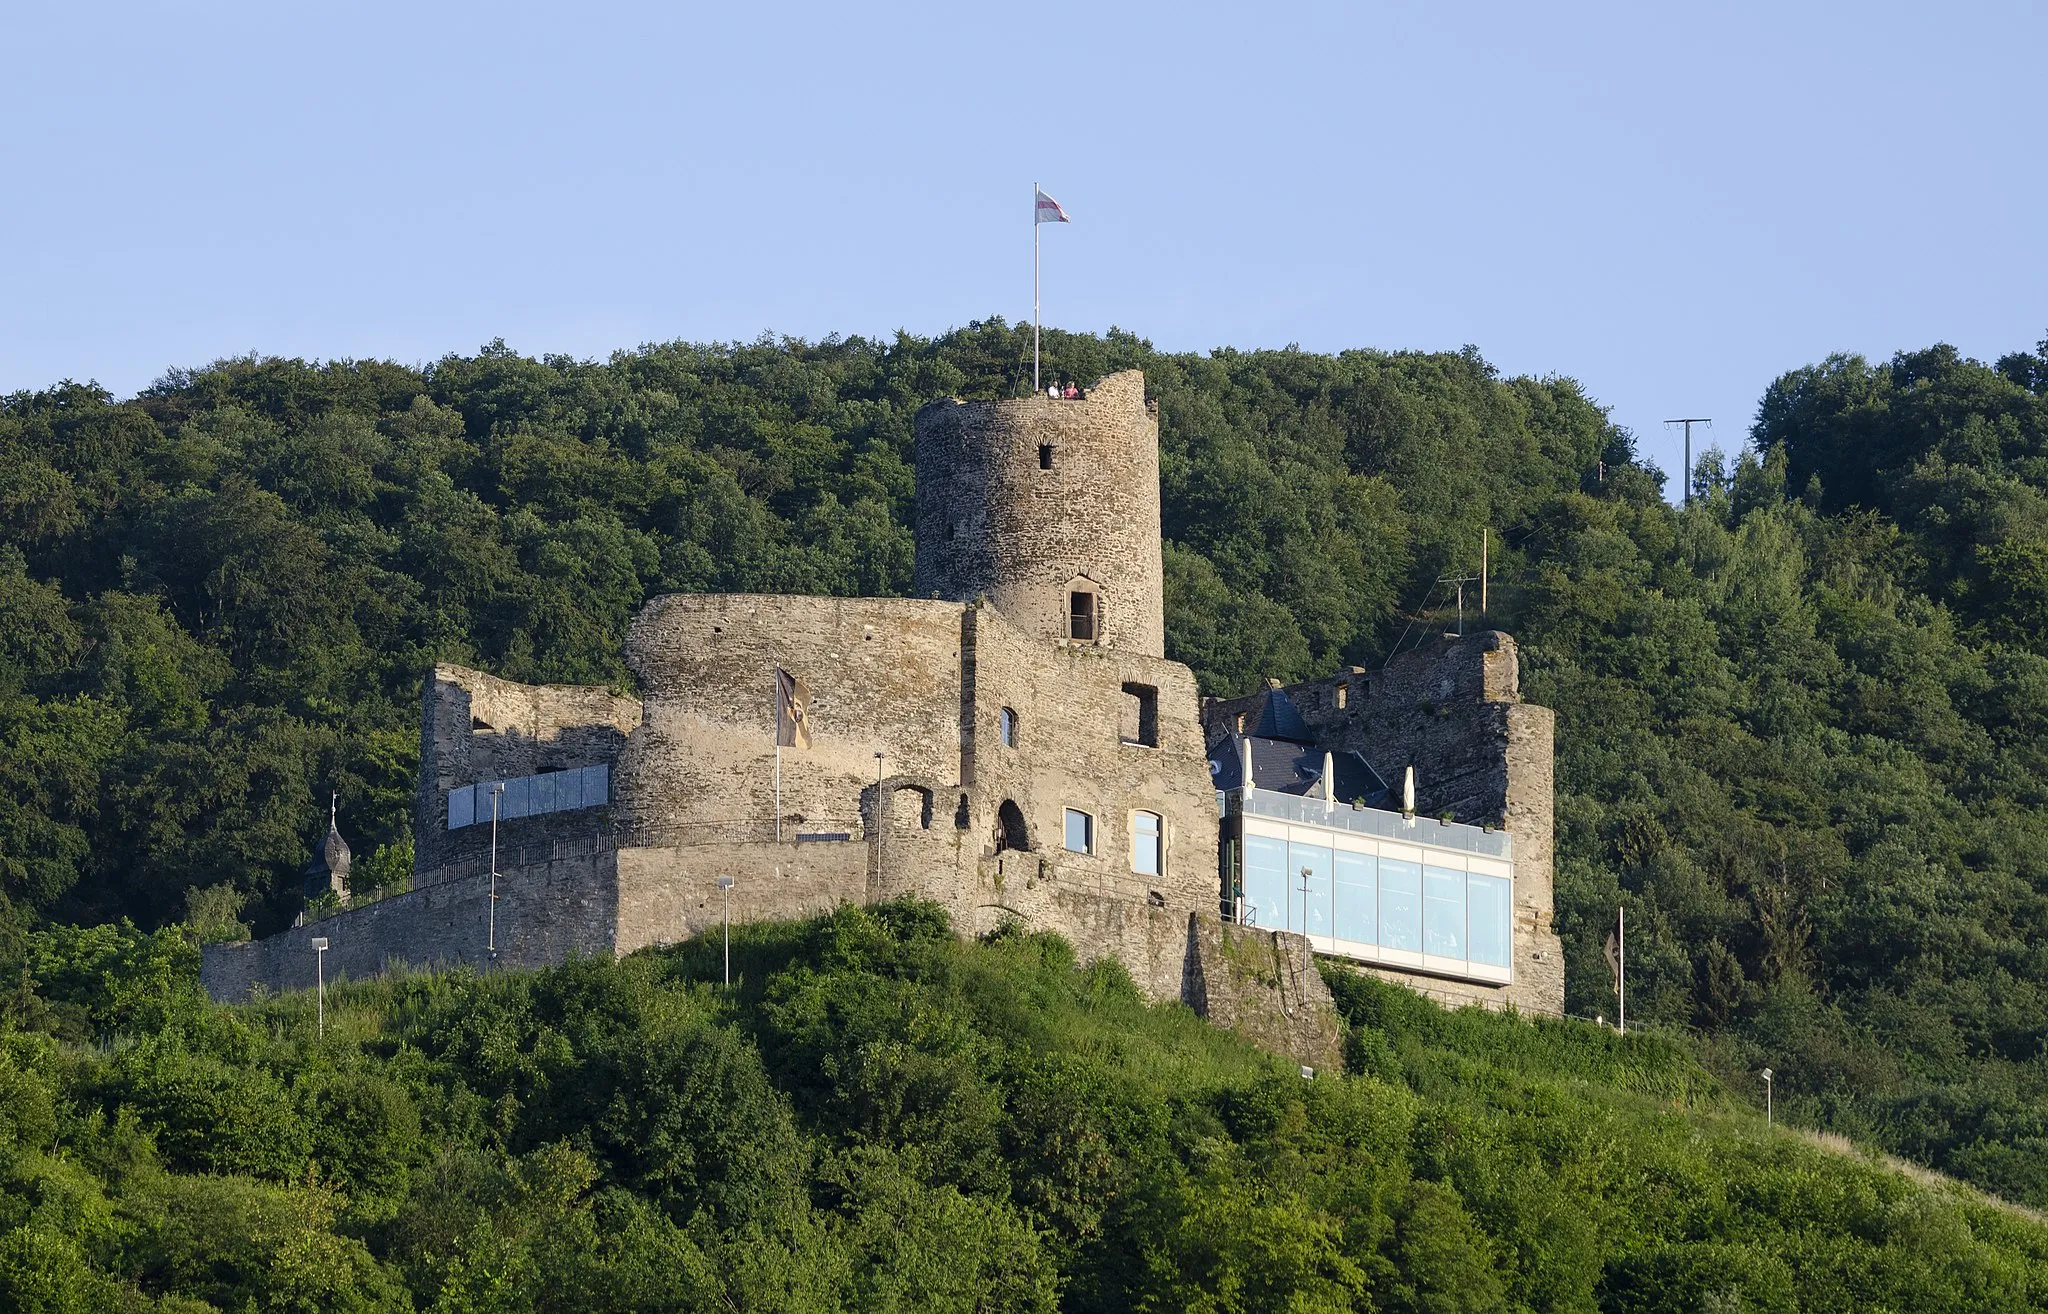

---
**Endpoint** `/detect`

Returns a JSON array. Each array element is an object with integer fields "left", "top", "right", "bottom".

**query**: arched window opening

[
  {"left": 996, "top": 800, "right": 1029, "bottom": 853},
  {"left": 999, "top": 707, "right": 1018, "bottom": 747},
  {"left": 954, "top": 793, "right": 971, "bottom": 829},
  {"left": 1132, "top": 810, "right": 1164, "bottom": 876},
  {"left": 893, "top": 784, "right": 934, "bottom": 830}
]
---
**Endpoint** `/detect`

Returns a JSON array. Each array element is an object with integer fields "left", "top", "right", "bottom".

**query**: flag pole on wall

[{"left": 1033, "top": 185, "right": 1069, "bottom": 394}]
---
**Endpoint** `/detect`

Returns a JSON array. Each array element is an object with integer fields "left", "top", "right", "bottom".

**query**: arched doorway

[{"left": 995, "top": 800, "right": 1029, "bottom": 853}]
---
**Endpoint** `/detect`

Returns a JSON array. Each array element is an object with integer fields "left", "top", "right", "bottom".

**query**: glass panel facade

[
  {"left": 1468, "top": 874, "right": 1512, "bottom": 967},
  {"left": 1132, "top": 811, "right": 1162, "bottom": 875},
  {"left": 1289, "top": 841, "right": 1332, "bottom": 938},
  {"left": 1334, "top": 851, "right": 1375, "bottom": 946},
  {"left": 1243, "top": 834, "right": 1289, "bottom": 930},
  {"left": 1380, "top": 859, "right": 1422, "bottom": 952},
  {"left": 1063, "top": 808, "right": 1093, "bottom": 854},
  {"left": 1424, "top": 864, "right": 1466, "bottom": 959}
]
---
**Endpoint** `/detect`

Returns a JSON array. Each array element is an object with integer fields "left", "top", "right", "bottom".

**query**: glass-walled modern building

[{"left": 1221, "top": 786, "right": 1515, "bottom": 987}]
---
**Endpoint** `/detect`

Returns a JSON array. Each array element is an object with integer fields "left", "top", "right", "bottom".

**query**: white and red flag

[{"left": 1034, "top": 187, "right": 1070, "bottom": 224}]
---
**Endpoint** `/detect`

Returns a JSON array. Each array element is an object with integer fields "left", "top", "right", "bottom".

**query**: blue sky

[{"left": 4, "top": 1, "right": 2041, "bottom": 490}]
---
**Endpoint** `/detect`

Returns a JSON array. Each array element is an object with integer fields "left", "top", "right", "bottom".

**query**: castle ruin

[{"left": 202, "top": 371, "right": 1562, "bottom": 1058}]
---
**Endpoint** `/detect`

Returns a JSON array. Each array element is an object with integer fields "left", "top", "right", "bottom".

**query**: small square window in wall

[
  {"left": 1039, "top": 443, "right": 1055, "bottom": 470},
  {"left": 1063, "top": 808, "right": 1094, "bottom": 855}
]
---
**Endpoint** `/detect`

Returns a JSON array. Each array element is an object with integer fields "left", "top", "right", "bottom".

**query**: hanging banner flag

[
  {"left": 775, "top": 668, "right": 812, "bottom": 749},
  {"left": 1034, "top": 187, "right": 1070, "bottom": 225}
]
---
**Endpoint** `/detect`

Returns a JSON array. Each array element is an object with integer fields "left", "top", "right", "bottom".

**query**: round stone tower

[{"left": 913, "top": 370, "right": 1165, "bottom": 656}]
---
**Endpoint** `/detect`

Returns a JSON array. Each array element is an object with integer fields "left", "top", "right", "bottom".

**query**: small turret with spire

[{"left": 323, "top": 792, "right": 352, "bottom": 906}]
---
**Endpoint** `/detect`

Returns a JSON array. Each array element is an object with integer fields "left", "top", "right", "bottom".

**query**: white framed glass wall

[{"left": 1237, "top": 812, "right": 1513, "bottom": 986}]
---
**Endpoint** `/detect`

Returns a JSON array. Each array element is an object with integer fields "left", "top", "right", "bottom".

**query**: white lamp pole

[
  {"left": 1761, "top": 1067, "right": 1774, "bottom": 1127},
  {"left": 873, "top": 752, "right": 886, "bottom": 900},
  {"left": 488, "top": 781, "right": 504, "bottom": 958},
  {"left": 311, "top": 936, "right": 329, "bottom": 1038},
  {"left": 717, "top": 876, "right": 735, "bottom": 986}
]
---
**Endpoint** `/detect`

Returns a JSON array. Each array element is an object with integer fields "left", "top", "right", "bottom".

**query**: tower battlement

[{"left": 913, "top": 370, "right": 1165, "bottom": 657}]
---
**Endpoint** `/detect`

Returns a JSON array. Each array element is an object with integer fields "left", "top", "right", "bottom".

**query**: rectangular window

[
  {"left": 1380, "top": 858, "right": 1422, "bottom": 952},
  {"left": 1132, "top": 811, "right": 1162, "bottom": 875},
  {"left": 1243, "top": 834, "right": 1288, "bottom": 930},
  {"left": 1039, "top": 443, "right": 1054, "bottom": 470},
  {"left": 1120, "top": 683, "right": 1158, "bottom": 746},
  {"left": 999, "top": 707, "right": 1017, "bottom": 747},
  {"left": 1063, "top": 808, "right": 1094, "bottom": 855},
  {"left": 1424, "top": 864, "right": 1466, "bottom": 959},
  {"left": 1334, "top": 850, "right": 1375, "bottom": 946},
  {"left": 1069, "top": 591, "right": 1097, "bottom": 641},
  {"left": 1468, "top": 873, "right": 1512, "bottom": 968},
  {"left": 1288, "top": 841, "right": 1333, "bottom": 939}
]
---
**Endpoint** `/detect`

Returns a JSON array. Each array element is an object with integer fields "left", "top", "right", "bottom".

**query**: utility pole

[
  {"left": 1618, "top": 905, "right": 1626, "bottom": 1035},
  {"left": 1664, "top": 418, "right": 1712, "bottom": 507},
  {"left": 1437, "top": 572, "right": 1482, "bottom": 636}
]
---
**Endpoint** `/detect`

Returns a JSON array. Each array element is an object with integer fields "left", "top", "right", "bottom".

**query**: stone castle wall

[
  {"left": 201, "top": 849, "right": 620, "bottom": 1000},
  {"left": 416, "top": 664, "right": 640, "bottom": 871},
  {"left": 610, "top": 592, "right": 1217, "bottom": 950},
  {"left": 1205, "top": 631, "right": 1564, "bottom": 1013},
  {"left": 913, "top": 370, "right": 1166, "bottom": 657}
]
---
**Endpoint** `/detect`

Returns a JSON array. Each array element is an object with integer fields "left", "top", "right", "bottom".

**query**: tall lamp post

[
  {"left": 1298, "top": 866, "right": 1315, "bottom": 981},
  {"left": 311, "top": 936, "right": 329, "bottom": 1038},
  {"left": 1761, "top": 1067, "right": 1774, "bottom": 1127},
  {"left": 487, "top": 781, "right": 504, "bottom": 960},
  {"left": 872, "top": 751, "right": 886, "bottom": 900},
  {"left": 717, "top": 876, "right": 734, "bottom": 986}
]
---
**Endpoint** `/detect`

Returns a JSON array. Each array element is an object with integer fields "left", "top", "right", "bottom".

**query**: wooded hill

[
  {"left": 10, "top": 902, "right": 2048, "bottom": 1312},
  {"left": 4, "top": 323, "right": 2048, "bottom": 1207}
]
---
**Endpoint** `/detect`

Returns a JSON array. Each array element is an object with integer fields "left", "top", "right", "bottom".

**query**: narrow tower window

[
  {"left": 999, "top": 707, "right": 1017, "bottom": 747},
  {"left": 1039, "top": 443, "right": 1055, "bottom": 470},
  {"left": 1069, "top": 590, "right": 1098, "bottom": 642}
]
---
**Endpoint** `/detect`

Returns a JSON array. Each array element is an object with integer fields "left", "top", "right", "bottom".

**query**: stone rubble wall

[
  {"left": 417, "top": 664, "right": 641, "bottom": 872},
  {"left": 201, "top": 849, "right": 619, "bottom": 1001}
]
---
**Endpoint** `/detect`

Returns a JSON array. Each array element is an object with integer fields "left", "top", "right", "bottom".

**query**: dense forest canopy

[{"left": 6, "top": 321, "right": 2048, "bottom": 1206}]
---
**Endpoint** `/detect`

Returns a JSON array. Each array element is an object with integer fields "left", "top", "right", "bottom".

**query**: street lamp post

[
  {"left": 311, "top": 936, "right": 329, "bottom": 1038},
  {"left": 1298, "top": 866, "right": 1314, "bottom": 980},
  {"left": 717, "top": 876, "right": 734, "bottom": 986},
  {"left": 488, "top": 781, "right": 504, "bottom": 959},
  {"left": 873, "top": 752, "right": 886, "bottom": 900},
  {"left": 1761, "top": 1067, "right": 1774, "bottom": 1127}
]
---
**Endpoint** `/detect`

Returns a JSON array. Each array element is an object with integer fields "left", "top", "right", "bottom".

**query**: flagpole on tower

[{"left": 1033, "top": 181, "right": 1041, "bottom": 393}]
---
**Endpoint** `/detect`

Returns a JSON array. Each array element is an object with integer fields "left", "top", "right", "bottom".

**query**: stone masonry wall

[
  {"left": 416, "top": 664, "right": 642, "bottom": 872},
  {"left": 913, "top": 371, "right": 1166, "bottom": 657},
  {"left": 201, "top": 850, "right": 619, "bottom": 1001},
  {"left": 610, "top": 594, "right": 1218, "bottom": 967},
  {"left": 1205, "top": 632, "right": 1564, "bottom": 1014}
]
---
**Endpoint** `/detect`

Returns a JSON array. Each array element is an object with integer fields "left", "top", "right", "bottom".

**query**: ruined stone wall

[
  {"left": 611, "top": 594, "right": 1219, "bottom": 959},
  {"left": 201, "top": 850, "right": 619, "bottom": 1001},
  {"left": 1205, "top": 632, "right": 1563, "bottom": 1013},
  {"left": 416, "top": 665, "right": 641, "bottom": 871},
  {"left": 913, "top": 371, "right": 1166, "bottom": 657}
]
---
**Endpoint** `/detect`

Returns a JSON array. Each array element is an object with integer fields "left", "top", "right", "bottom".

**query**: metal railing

[{"left": 1226, "top": 787, "right": 1514, "bottom": 859}]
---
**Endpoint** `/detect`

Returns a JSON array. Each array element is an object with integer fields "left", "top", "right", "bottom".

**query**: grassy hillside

[
  {"left": 6, "top": 904, "right": 2048, "bottom": 1313},
  {"left": 5, "top": 324, "right": 2048, "bottom": 1208}
]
